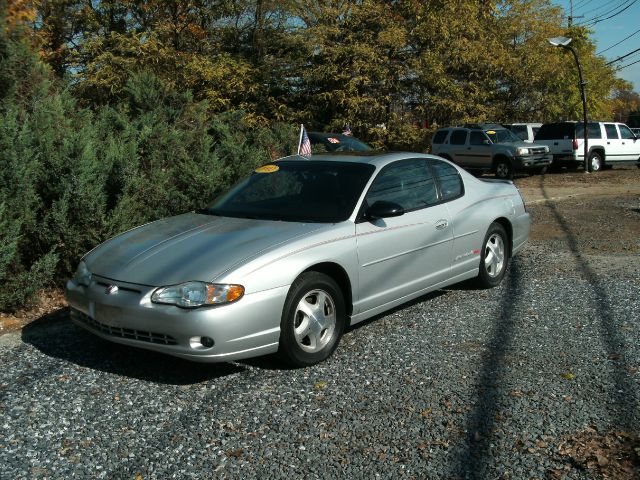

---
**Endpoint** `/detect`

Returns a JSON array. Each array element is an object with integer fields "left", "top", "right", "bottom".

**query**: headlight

[
  {"left": 151, "top": 282, "right": 244, "bottom": 308},
  {"left": 516, "top": 147, "right": 531, "bottom": 156},
  {"left": 73, "top": 261, "right": 92, "bottom": 287}
]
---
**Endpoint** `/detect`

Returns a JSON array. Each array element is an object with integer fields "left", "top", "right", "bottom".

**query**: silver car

[{"left": 66, "top": 152, "right": 530, "bottom": 366}]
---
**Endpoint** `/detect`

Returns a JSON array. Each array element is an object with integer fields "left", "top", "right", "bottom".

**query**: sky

[{"left": 553, "top": 0, "right": 640, "bottom": 92}]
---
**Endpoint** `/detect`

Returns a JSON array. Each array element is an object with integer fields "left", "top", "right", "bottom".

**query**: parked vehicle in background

[
  {"left": 534, "top": 121, "right": 640, "bottom": 172},
  {"left": 504, "top": 123, "right": 542, "bottom": 143},
  {"left": 308, "top": 132, "right": 373, "bottom": 152},
  {"left": 431, "top": 124, "right": 552, "bottom": 179}
]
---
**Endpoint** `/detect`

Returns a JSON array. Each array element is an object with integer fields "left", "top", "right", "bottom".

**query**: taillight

[{"left": 572, "top": 138, "right": 578, "bottom": 150}]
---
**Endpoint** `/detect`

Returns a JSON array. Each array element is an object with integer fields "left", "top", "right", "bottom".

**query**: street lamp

[{"left": 547, "top": 36, "right": 589, "bottom": 173}]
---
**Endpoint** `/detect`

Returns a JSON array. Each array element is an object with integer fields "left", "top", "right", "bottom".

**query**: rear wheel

[
  {"left": 588, "top": 151, "right": 603, "bottom": 172},
  {"left": 494, "top": 159, "right": 513, "bottom": 179},
  {"left": 476, "top": 222, "right": 510, "bottom": 288},
  {"left": 278, "top": 272, "right": 345, "bottom": 367}
]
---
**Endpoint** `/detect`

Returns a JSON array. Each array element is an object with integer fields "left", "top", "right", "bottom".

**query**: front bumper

[
  {"left": 514, "top": 154, "right": 553, "bottom": 170},
  {"left": 66, "top": 275, "right": 288, "bottom": 362}
]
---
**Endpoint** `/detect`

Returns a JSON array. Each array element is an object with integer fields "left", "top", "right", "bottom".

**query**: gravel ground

[{"left": 1, "top": 191, "right": 639, "bottom": 479}]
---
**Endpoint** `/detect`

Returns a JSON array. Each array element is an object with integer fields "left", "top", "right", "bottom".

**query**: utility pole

[{"left": 567, "top": 0, "right": 584, "bottom": 27}]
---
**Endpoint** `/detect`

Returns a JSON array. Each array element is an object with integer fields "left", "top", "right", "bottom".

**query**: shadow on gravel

[
  {"left": 539, "top": 175, "right": 638, "bottom": 432},
  {"left": 21, "top": 309, "right": 245, "bottom": 385},
  {"left": 345, "top": 290, "right": 448, "bottom": 333},
  {"left": 454, "top": 260, "right": 524, "bottom": 479}
]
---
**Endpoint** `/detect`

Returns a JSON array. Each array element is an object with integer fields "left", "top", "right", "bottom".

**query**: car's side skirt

[{"left": 348, "top": 268, "right": 479, "bottom": 326}]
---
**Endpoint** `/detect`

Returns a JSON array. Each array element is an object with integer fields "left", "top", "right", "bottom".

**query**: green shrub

[{"left": 0, "top": 63, "right": 296, "bottom": 311}]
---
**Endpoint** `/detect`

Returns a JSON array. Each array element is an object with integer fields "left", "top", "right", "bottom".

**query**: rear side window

[
  {"left": 366, "top": 159, "right": 438, "bottom": 211},
  {"left": 469, "top": 130, "right": 488, "bottom": 145},
  {"left": 450, "top": 130, "right": 468, "bottom": 145},
  {"left": 604, "top": 124, "right": 619, "bottom": 139},
  {"left": 575, "top": 123, "right": 603, "bottom": 139},
  {"left": 432, "top": 130, "right": 448, "bottom": 144},
  {"left": 430, "top": 160, "right": 463, "bottom": 201}
]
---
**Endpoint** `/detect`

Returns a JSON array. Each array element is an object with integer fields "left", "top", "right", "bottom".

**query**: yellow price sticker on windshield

[
  {"left": 255, "top": 164, "right": 279, "bottom": 173},
  {"left": 486, "top": 130, "right": 496, "bottom": 135}
]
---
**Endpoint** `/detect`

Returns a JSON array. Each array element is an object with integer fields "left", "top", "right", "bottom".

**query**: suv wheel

[
  {"left": 588, "top": 151, "right": 603, "bottom": 172},
  {"left": 495, "top": 159, "right": 513, "bottom": 180}
]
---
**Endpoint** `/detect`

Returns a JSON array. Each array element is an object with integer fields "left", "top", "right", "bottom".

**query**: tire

[
  {"left": 494, "top": 159, "right": 513, "bottom": 179},
  {"left": 588, "top": 151, "right": 603, "bottom": 172},
  {"left": 476, "top": 222, "right": 510, "bottom": 288},
  {"left": 278, "top": 272, "right": 345, "bottom": 367}
]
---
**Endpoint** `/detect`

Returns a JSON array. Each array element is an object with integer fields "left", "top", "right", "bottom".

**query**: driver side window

[{"left": 366, "top": 160, "right": 438, "bottom": 211}]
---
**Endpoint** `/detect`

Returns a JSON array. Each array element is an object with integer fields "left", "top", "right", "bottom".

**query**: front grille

[
  {"left": 71, "top": 309, "right": 178, "bottom": 345},
  {"left": 530, "top": 147, "right": 547, "bottom": 155}
]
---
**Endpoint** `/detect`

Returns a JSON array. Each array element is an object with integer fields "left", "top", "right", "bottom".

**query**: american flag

[
  {"left": 342, "top": 125, "right": 352, "bottom": 136},
  {"left": 298, "top": 124, "right": 312, "bottom": 156}
]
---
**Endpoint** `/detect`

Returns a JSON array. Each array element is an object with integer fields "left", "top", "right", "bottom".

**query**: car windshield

[
  {"left": 484, "top": 128, "right": 521, "bottom": 144},
  {"left": 309, "top": 133, "right": 373, "bottom": 152},
  {"left": 204, "top": 160, "right": 376, "bottom": 223}
]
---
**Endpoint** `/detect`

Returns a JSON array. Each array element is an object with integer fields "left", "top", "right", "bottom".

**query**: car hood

[{"left": 84, "top": 213, "right": 324, "bottom": 286}]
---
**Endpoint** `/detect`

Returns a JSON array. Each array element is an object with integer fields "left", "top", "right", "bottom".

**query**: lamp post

[{"left": 548, "top": 36, "right": 589, "bottom": 173}]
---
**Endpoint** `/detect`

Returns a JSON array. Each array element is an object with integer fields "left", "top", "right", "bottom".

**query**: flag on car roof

[
  {"left": 342, "top": 125, "right": 352, "bottom": 136},
  {"left": 298, "top": 124, "right": 312, "bottom": 156}
]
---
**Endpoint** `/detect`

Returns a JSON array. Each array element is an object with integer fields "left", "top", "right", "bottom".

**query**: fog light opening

[{"left": 189, "top": 336, "right": 215, "bottom": 350}]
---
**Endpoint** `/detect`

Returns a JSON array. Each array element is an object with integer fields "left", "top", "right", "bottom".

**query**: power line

[
  {"left": 605, "top": 47, "right": 640, "bottom": 65},
  {"left": 577, "top": 0, "right": 619, "bottom": 17},
  {"left": 597, "top": 27, "right": 640, "bottom": 54},
  {"left": 576, "top": 0, "right": 638, "bottom": 26},
  {"left": 616, "top": 58, "right": 640, "bottom": 71}
]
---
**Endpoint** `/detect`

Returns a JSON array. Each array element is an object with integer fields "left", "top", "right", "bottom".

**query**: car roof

[
  {"left": 437, "top": 123, "right": 507, "bottom": 131},
  {"left": 276, "top": 151, "right": 442, "bottom": 169}
]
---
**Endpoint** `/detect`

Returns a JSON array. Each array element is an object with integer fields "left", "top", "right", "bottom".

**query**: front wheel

[
  {"left": 494, "top": 159, "right": 513, "bottom": 179},
  {"left": 476, "top": 222, "right": 510, "bottom": 288},
  {"left": 278, "top": 272, "right": 345, "bottom": 367},
  {"left": 588, "top": 151, "right": 603, "bottom": 172}
]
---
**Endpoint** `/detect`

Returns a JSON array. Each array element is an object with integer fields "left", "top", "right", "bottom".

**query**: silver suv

[{"left": 431, "top": 124, "right": 552, "bottom": 179}]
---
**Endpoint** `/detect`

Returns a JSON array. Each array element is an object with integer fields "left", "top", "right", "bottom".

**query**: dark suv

[{"left": 431, "top": 124, "right": 552, "bottom": 179}]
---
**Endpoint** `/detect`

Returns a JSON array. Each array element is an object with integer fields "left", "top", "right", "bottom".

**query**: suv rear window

[
  {"left": 535, "top": 123, "right": 575, "bottom": 140},
  {"left": 432, "top": 130, "right": 448, "bottom": 144}
]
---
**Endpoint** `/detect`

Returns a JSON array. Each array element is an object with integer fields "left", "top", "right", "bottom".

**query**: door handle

[
  {"left": 435, "top": 219, "right": 448, "bottom": 230},
  {"left": 553, "top": 142, "right": 558, "bottom": 145}
]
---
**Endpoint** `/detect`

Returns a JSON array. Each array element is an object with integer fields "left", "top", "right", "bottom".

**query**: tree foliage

[{"left": 0, "top": 0, "right": 637, "bottom": 311}]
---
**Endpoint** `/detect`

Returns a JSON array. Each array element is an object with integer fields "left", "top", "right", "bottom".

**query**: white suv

[
  {"left": 534, "top": 121, "right": 640, "bottom": 172},
  {"left": 505, "top": 123, "right": 542, "bottom": 143}
]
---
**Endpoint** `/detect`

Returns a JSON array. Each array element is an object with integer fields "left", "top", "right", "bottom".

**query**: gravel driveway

[{"left": 1, "top": 174, "right": 639, "bottom": 479}]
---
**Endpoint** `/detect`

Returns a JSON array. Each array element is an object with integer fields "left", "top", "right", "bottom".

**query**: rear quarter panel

[{"left": 446, "top": 174, "right": 529, "bottom": 277}]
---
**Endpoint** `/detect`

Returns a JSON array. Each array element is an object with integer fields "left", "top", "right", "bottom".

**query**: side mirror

[
  {"left": 366, "top": 200, "right": 405, "bottom": 220},
  {"left": 483, "top": 139, "right": 491, "bottom": 145}
]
